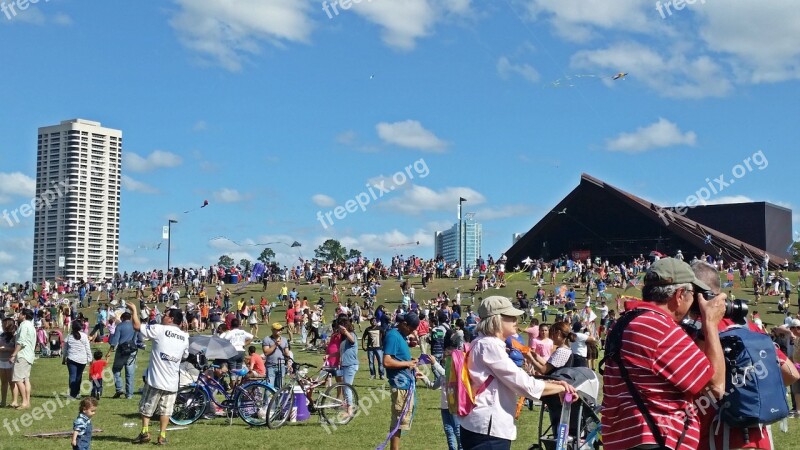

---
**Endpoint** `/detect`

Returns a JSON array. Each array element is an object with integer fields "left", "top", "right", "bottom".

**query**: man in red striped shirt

[{"left": 602, "top": 258, "right": 726, "bottom": 450}]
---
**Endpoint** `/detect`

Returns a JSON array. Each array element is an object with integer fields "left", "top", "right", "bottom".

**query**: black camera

[{"left": 690, "top": 290, "right": 749, "bottom": 325}]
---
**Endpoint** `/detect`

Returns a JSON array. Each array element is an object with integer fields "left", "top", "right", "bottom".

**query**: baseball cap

[
  {"left": 271, "top": 322, "right": 284, "bottom": 331},
  {"left": 478, "top": 296, "right": 523, "bottom": 319},
  {"left": 397, "top": 313, "right": 420, "bottom": 330},
  {"left": 644, "top": 257, "right": 712, "bottom": 292},
  {"left": 791, "top": 319, "right": 800, "bottom": 328}
]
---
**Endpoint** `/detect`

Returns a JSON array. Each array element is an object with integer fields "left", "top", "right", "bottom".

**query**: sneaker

[
  {"left": 369, "top": 375, "right": 375, "bottom": 380},
  {"left": 156, "top": 436, "right": 167, "bottom": 445},
  {"left": 112, "top": 392, "right": 124, "bottom": 399},
  {"left": 132, "top": 432, "right": 151, "bottom": 444}
]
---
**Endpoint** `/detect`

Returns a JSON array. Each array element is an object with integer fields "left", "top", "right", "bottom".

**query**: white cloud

[
  {"left": 170, "top": 0, "right": 313, "bottom": 72},
  {"left": 122, "top": 175, "right": 159, "bottom": 194},
  {"left": 474, "top": 205, "right": 534, "bottom": 220},
  {"left": 125, "top": 150, "right": 183, "bottom": 172},
  {"left": 52, "top": 13, "right": 73, "bottom": 26},
  {"left": 337, "top": 229, "right": 433, "bottom": 255},
  {"left": 311, "top": 194, "right": 336, "bottom": 208},
  {"left": 0, "top": 251, "right": 14, "bottom": 265},
  {"left": 497, "top": 56, "right": 540, "bottom": 83},
  {"left": 376, "top": 120, "right": 448, "bottom": 152},
  {"left": 384, "top": 185, "right": 485, "bottom": 215},
  {"left": 524, "top": 0, "right": 654, "bottom": 42},
  {"left": 704, "top": 195, "right": 755, "bottom": 205},
  {"left": 696, "top": 1, "right": 800, "bottom": 83},
  {"left": 192, "top": 120, "right": 208, "bottom": 132},
  {"left": 606, "top": 118, "right": 697, "bottom": 153},
  {"left": 571, "top": 41, "right": 732, "bottom": 99},
  {"left": 0, "top": 172, "right": 35, "bottom": 203},
  {"left": 336, "top": 130, "right": 358, "bottom": 145},
  {"left": 213, "top": 188, "right": 247, "bottom": 203},
  {"left": 346, "top": 0, "right": 471, "bottom": 51}
]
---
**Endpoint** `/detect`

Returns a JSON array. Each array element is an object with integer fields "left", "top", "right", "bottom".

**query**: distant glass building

[{"left": 434, "top": 218, "right": 482, "bottom": 269}]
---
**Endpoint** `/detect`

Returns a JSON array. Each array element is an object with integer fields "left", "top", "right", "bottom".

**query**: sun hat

[
  {"left": 271, "top": 322, "right": 284, "bottom": 330},
  {"left": 478, "top": 296, "right": 523, "bottom": 319}
]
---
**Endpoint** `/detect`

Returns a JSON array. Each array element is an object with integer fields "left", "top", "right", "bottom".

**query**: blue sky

[{"left": 0, "top": 0, "right": 798, "bottom": 281}]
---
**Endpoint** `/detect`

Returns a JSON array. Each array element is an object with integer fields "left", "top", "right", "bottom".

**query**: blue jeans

[
  {"left": 367, "top": 348, "right": 384, "bottom": 377},
  {"left": 66, "top": 360, "right": 86, "bottom": 399},
  {"left": 267, "top": 364, "right": 285, "bottom": 390},
  {"left": 441, "top": 409, "right": 462, "bottom": 450},
  {"left": 113, "top": 353, "right": 137, "bottom": 398},
  {"left": 340, "top": 365, "right": 358, "bottom": 405}
]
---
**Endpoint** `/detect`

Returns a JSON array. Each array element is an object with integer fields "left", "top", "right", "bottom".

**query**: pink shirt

[
  {"left": 531, "top": 338, "right": 553, "bottom": 361},
  {"left": 326, "top": 333, "right": 343, "bottom": 367}
]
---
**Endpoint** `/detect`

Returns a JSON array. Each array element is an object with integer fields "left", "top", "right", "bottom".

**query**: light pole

[{"left": 167, "top": 219, "right": 178, "bottom": 282}]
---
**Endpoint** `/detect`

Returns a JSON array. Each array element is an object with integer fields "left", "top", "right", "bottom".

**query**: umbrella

[{"left": 188, "top": 335, "right": 238, "bottom": 360}]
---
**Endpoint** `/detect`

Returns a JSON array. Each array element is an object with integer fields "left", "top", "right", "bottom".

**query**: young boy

[
  {"left": 246, "top": 345, "right": 266, "bottom": 379},
  {"left": 72, "top": 397, "right": 98, "bottom": 450},
  {"left": 89, "top": 350, "right": 108, "bottom": 400}
]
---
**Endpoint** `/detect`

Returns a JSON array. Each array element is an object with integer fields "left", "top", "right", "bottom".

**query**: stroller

[
  {"left": 529, "top": 367, "right": 602, "bottom": 450},
  {"left": 49, "top": 330, "right": 63, "bottom": 357}
]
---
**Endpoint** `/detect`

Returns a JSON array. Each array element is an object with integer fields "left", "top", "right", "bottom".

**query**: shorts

[
  {"left": 12, "top": 358, "right": 32, "bottom": 382},
  {"left": 139, "top": 384, "right": 178, "bottom": 417},
  {"left": 0, "top": 360, "right": 12, "bottom": 370},
  {"left": 586, "top": 342, "right": 599, "bottom": 360},
  {"left": 390, "top": 388, "right": 414, "bottom": 432}
]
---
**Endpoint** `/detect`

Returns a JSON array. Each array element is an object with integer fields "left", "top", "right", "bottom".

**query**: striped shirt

[{"left": 601, "top": 301, "right": 713, "bottom": 450}]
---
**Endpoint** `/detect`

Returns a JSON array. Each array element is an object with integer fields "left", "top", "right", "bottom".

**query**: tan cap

[{"left": 478, "top": 296, "right": 523, "bottom": 319}]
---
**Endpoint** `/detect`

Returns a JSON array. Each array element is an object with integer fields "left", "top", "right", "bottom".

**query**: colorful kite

[{"left": 612, "top": 72, "right": 628, "bottom": 80}]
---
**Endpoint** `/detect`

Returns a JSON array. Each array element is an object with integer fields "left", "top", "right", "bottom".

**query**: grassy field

[{"left": 2, "top": 272, "right": 800, "bottom": 450}]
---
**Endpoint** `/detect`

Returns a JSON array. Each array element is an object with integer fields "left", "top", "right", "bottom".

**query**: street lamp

[{"left": 167, "top": 219, "right": 178, "bottom": 281}]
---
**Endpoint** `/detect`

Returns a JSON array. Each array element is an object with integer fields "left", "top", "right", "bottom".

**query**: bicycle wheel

[
  {"left": 235, "top": 381, "right": 276, "bottom": 427},
  {"left": 319, "top": 383, "right": 359, "bottom": 426},
  {"left": 265, "top": 385, "right": 294, "bottom": 429},
  {"left": 170, "top": 385, "right": 208, "bottom": 426}
]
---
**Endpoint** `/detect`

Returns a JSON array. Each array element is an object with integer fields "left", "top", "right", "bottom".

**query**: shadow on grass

[{"left": 93, "top": 434, "right": 138, "bottom": 443}]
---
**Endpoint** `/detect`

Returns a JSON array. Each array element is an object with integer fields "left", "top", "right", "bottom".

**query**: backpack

[
  {"left": 716, "top": 326, "right": 789, "bottom": 428},
  {"left": 445, "top": 342, "right": 493, "bottom": 417}
]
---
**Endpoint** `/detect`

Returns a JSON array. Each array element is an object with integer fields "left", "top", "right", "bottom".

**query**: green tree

[
  {"left": 239, "top": 258, "right": 252, "bottom": 271},
  {"left": 218, "top": 255, "right": 234, "bottom": 268},
  {"left": 258, "top": 248, "right": 276, "bottom": 264},
  {"left": 314, "top": 239, "right": 348, "bottom": 262},
  {"left": 347, "top": 248, "right": 362, "bottom": 260}
]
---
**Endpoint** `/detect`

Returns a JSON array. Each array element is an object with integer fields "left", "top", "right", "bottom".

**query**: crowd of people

[{"left": 0, "top": 248, "right": 799, "bottom": 449}]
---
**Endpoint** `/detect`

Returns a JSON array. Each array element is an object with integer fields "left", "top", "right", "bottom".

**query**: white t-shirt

[
  {"left": 221, "top": 329, "right": 253, "bottom": 352},
  {"left": 141, "top": 324, "right": 189, "bottom": 392},
  {"left": 571, "top": 332, "right": 589, "bottom": 357},
  {"left": 599, "top": 305, "right": 609, "bottom": 320}
]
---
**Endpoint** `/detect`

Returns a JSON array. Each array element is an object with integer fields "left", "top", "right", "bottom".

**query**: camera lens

[{"left": 724, "top": 299, "right": 748, "bottom": 324}]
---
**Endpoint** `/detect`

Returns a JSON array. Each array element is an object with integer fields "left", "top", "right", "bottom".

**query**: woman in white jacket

[
  {"left": 460, "top": 296, "right": 576, "bottom": 450},
  {"left": 63, "top": 320, "right": 93, "bottom": 399}
]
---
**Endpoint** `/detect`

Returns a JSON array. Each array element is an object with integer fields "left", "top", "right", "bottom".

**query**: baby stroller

[
  {"left": 49, "top": 330, "right": 63, "bottom": 357},
  {"left": 529, "top": 367, "right": 602, "bottom": 450}
]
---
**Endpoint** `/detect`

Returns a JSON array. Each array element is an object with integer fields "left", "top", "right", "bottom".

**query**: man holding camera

[{"left": 602, "top": 258, "right": 726, "bottom": 450}]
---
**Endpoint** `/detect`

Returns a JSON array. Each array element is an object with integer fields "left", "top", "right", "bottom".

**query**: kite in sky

[
  {"left": 389, "top": 241, "right": 420, "bottom": 248},
  {"left": 704, "top": 234, "right": 713, "bottom": 245},
  {"left": 185, "top": 200, "right": 209, "bottom": 214},
  {"left": 612, "top": 72, "right": 628, "bottom": 80}
]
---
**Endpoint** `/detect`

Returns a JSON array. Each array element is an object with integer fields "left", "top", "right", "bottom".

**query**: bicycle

[
  {"left": 265, "top": 359, "right": 359, "bottom": 429},
  {"left": 170, "top": 355, "right": 277, "bottom": 427}
]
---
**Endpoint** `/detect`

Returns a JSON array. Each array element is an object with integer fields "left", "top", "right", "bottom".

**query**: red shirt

[
  {"left": 286, "top": 308, "right": 295, "bottom": 323},
  {"left": 90, "top": 360, "right": 107, "bottom": 380},
  {"left": 249, "top": 354, "right": 266, "bottom": 376},
  {"left": 602, "top": 301, "right": 714, "bottom": 450}
]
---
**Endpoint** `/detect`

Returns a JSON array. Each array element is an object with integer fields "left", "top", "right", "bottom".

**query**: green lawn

[{"left": 2, "top": 273, "right": 800, "bottom": 449}]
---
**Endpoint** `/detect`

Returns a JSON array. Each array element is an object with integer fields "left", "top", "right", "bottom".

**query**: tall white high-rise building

[{"left": 32, "top": 119, "right": 122, "bottom": 282}]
